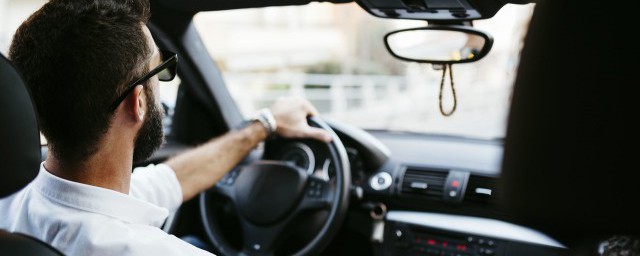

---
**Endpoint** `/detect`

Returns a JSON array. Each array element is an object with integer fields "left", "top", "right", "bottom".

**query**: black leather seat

[
  {"left": 501, "top": 0, "right": 638, "bottom": 255},
  {"left": 0, "top": 54, "right": 63, "bottom": 255}
]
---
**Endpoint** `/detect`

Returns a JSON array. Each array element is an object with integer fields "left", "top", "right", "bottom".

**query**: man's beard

[{"left": 132, "top": 89, "right": 164, "bottom": 163}]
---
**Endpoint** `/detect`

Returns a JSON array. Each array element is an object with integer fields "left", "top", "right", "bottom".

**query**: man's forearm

[{"left": 165, "top": 122, "right": 267, "bottom": 202}]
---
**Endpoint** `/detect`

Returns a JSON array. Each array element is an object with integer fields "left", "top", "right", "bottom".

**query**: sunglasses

[{"left": 108, "top": 49, "right": 178, "bottom": 112}]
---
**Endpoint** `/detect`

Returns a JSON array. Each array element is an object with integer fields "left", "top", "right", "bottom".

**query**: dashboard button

[
  {"left": 394, "top": 229, "right": 403, "bottom": 238},
  {"left": 370, "top": 172, "right": 392, "bottom": 190}
]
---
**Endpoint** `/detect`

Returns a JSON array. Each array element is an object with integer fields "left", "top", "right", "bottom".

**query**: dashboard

[
  {"left": 364, "top": 130, "right": 503, "bottom": 217},
  {"left": 321, "top": 122, "right": 567, "bottom": 256},
  {"left": 157, "top": 120, "right": 567, "bottom": 256}
]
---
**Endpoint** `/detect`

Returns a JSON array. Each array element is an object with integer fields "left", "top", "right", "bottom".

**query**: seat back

[
  {"left": 500, "top": 0, "right": 638, "bottom": 249},
  {"left": 0, "top": 231, "right": 63, "bottom": 256},
  {"left": 0, "top": 54, "right": 63, "bottom": 255},
  {"left": 0, "top": 54, "right": 40, "bottom": 197}
]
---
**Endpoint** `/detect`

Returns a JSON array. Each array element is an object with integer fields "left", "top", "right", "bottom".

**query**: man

[{"left": 0, "top": 0, "right": 331, "bottom": 255}]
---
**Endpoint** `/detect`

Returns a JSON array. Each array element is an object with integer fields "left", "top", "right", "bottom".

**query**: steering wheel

[{"left": 199, "top": 117, "right": 351, "bottom": 256}]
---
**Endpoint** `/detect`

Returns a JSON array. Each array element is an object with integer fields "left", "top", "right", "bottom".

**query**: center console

[
  {"left": 380, "top": 211, "right": 567, "bottom": 256},
  {"left": 387, "top": 223, "right": 500, "bottom": 256}
]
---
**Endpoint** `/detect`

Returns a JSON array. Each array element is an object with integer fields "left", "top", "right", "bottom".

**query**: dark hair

[{"left": 9, "top": 0, "right": 152, "bottom": 164}]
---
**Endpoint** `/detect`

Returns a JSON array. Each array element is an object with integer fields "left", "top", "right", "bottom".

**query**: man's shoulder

[
  {"left": 132, "top": 163, "right": 174, "bottom": 174},
  {"left": 0, "top": 185, "right": 31, "bottom": 229},
  {"left": 130, "top": 163, "right": 183, "bottom": 212},
  {"left": 53, "top": 218, "right": 212, "bottom": 255}
]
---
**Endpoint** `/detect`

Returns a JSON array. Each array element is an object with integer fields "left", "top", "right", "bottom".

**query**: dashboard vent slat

[
  {"left": 464, "top": 175, "right": 498, "bottom": 205},
  {"left": 401, "top": 167, "right": 448, "bottom": 201}
]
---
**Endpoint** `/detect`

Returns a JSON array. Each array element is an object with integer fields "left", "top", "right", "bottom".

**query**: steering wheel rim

[{"left": 199, "top": 117, "right": 351, "bottom": 256}]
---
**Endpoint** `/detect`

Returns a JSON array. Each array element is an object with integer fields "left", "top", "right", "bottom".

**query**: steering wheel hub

[{"left": 234, "top": 162, "right": 307, "bottom": 225}]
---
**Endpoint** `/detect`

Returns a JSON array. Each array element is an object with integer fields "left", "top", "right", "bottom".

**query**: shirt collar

[{"left": 32, "top": 163, "right": 169, "bottom": 226}]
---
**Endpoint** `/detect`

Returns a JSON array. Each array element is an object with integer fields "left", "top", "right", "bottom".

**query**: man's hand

[{"left": 271, "top": 97, "right": 332, "bottom": 143}]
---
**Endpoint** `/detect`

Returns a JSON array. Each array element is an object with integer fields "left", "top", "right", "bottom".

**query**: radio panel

[{"left": 385, "top": 222, "right": 500, "bottom": 256}]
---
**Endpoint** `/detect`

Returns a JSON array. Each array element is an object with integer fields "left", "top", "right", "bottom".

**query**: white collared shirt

[{"left": 0, "top": 163, "right": 213, "bottom": 256}]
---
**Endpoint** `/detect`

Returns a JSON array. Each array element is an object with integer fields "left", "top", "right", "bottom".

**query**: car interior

[{"left": 1, "top": 0, "right": 638, "bottom": 255}]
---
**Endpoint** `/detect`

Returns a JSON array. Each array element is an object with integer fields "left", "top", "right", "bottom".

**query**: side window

[
  {"left": 159, "top": 75, "right": 181, "bottom": 133},
  {"left": 0, "top": 1, "right": 48, "bottom": 54}
]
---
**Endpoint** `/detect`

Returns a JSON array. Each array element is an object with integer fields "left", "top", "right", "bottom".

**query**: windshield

[
  {"left": 194, "top": 3, "right": 533, "bottom": 140},
  {"left": 0, "top": 2, "right": 534, "bottom": 141}
]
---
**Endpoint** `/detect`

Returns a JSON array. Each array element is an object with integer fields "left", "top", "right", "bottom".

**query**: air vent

[
  {"left": 464, "top": 175, "right": 498, "bottom": 205},
  {"left": 401, "top": 167, "right": 448, "bottom": 200}
]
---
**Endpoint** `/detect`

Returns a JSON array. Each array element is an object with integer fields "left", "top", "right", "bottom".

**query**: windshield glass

[{"left": 199, "top": 4, "right": 529, "bottom": 140}]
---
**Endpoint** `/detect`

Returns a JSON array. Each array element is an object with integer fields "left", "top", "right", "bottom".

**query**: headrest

[
  {"left": 0, "top": 54, "right": 41, "bottom": 198},
  {"left": 500, "top": 0, "right": 638, "bottom": 245}
]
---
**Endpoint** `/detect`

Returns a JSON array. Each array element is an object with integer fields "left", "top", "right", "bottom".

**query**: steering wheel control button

[
  {"left": 370, "top": 172, "right": 392, "bottom": 191},
  {"left": 307, "top": 179, "right": 324, "bottom": 197},
  {"left": 220, "top": 168, "right": 240, "bottom": 186}
]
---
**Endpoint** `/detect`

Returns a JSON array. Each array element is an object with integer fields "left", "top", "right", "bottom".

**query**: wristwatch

[{"left": 251, "top": 108, "right": 277, "bottom": 136}]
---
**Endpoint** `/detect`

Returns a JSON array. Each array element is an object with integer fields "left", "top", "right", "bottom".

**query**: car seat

[
  {"left": 0, "top": 53, "right": 64, "bottom": 256},
  {"left": 500, "top": 0, "right": 639, "bottom": 255}
]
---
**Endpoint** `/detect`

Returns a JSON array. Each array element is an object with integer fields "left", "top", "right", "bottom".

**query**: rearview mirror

[{"left": 384, "top": 26, "right": 493, "bottom": 64}]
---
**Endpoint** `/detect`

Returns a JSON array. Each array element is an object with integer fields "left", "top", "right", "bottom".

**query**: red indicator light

[
  {"left": 427, "top": 239, "right": 436, "bottom": 245},
  {"left": 442, "top": 241, "right": 448, "bottom": 247},
  {"left": 451, "top": 180, "right": 460, "bottom": 188},
  {"left": 456, "top": 245, "right": 467, "bottom": 251}
]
